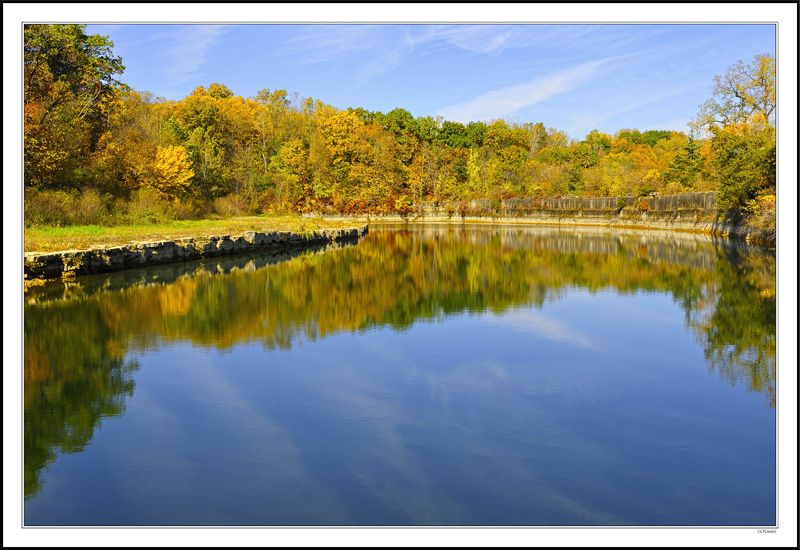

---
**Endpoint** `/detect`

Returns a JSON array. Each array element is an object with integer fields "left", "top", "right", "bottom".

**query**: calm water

[{"left": 23, "top": 224, "right": 776, "bottom": 526}]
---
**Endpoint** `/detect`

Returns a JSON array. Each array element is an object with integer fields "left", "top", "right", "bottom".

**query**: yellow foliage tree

[
  {"left": 145, "top": 145, "right": 194, "bottom": 201},
  {"left": 270, "top": 138, "right": 310, "bottom": 205},
  {"left": 691, "top": 53, "right": 775, "bottom": 134}
]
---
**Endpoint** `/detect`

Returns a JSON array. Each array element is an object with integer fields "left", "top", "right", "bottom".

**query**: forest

[{"left": 23, "top": 24, "right": 776, "bottom": 232}]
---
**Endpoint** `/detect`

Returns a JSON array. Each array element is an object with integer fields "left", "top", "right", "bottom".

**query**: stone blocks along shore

[{"left": 24, "top": 226, "right": 368, "bottom": 281}]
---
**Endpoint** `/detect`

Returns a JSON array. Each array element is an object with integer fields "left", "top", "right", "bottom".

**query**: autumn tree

[
  {"left": 173, "top": 86, "right": 258, "bottom": 199},
  {"left": 690, "top": 53, "right": 776, "bottom": 134},
  {"left": 312, "top": 105, "right": 364, "bottom": 200},
  {"left": 25, "top": 30, "right": 760, "bottom": 223},
  {"left": 690, "top": 54, "right": 776, "bottom": 215},
  {"left": 146, "top": 145, "right": 195, "bottom": 201},
  {"left": 350, "top": 122, "right": 405, "bottom": 211},
  {"left": 206, "top": 82, "right": 234, "bottom": 99},
  {"left": 24, "top": 24, "right": 126, "bottom": 189},
  {"left": 270, "top": 138, "right": 310, "bottom": 207},
  {"left": 90, "top": 90, "right": 172, "bottom": 196}
]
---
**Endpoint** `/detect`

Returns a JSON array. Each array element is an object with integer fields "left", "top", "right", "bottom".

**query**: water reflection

[{"left": 23, "top": 225, "right": 776, "bottom": 506}]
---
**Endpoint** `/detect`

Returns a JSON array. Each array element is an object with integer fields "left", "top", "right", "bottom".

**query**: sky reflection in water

[{"left": 23, "top": 225, "right": 776, "bottom": 526}]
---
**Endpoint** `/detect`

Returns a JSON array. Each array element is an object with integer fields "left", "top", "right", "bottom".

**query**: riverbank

[
  {"left": 23, "top": 192, "right": 774, "bottom": 285},
  {"left": 24, "top": 225, "right": 369, "bottom": 284},
  {"left": 307, "top": 192, "right": 776, "bottom": 248}
]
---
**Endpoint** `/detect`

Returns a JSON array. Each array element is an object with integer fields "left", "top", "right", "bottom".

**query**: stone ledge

[
  {"left": 25, "top": 225, "right": 368, "bottom": 281},
  {"left": 306, "top": 192, "right": 774, "bottom": 248}
]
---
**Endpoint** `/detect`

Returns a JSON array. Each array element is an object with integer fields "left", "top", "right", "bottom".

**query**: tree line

[{"left": 24, "top": 24, "right": 776, "bottom": 226}]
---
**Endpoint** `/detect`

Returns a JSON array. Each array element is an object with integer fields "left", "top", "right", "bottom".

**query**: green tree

[
  {"left": 664, "top": 138, "right": 703, "bottom": 190},
  {"left": 435, "top": 120, "right": 468, "bottom": 149},
  {"left": 641, "top": 130, "right": 672, "bottom": 147},
  {"left": 711, "top": 121, "right": 775, "bottom": 215},
  {"left": 24, "top": 24, "right": 126, "bottom": 189},
  {"left": 582, "top": 129, "right": 612, "bottom": 154},
  {"left": 24, "top": 24, "right": 126, "bottom": 123},
  {"left": 414, "top": 115, "right": 440, "bottom": 143}
]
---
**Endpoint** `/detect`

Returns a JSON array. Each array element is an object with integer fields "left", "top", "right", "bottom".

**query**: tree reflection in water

[{"left": 23, "top": 225, "right": 776, "bottom": 498}]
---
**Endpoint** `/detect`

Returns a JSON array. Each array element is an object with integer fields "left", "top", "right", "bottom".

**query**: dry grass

[{"left": 24, "top": 216, "right": 362, "bottom": 253}]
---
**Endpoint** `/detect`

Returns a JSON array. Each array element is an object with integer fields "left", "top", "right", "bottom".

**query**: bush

[
  {"left": 394, "top": 194, "right": 413, "bottom": 217},
  {"left": 213, "top": 194, "right": 248, "bottom": 218},
  {"left": 745, "top": 192, "right": 776, "bottom": 236},
  {"left": 72, "top": 188, "right": 110, "bottom": 225},
  {"left": 246, "top": 191, "right": 275, "bottom": 215},
  {"left": 126, "top": 187, "right": 175, "bottom": 224},
  {"left": 171, "top": 199, "right": 202, "bottom": 220},
  {"left": 24, "top": 188, "right": 75, "bottom": 227}
]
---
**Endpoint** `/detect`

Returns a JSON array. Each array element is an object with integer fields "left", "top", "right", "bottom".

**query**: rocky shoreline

[
  {"left": 24, "top": 191, "right": 776, "bottom": 285},
  {"left": 308, "top": 192, "right": 776, "bottom": 248},
  {"left": 24, "top": 226, "right": 369, "bottom": 282}
]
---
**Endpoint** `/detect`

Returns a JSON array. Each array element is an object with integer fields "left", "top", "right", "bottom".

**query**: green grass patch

[{"left": 24, "top": 215, "right": 359, "bottom": 253}]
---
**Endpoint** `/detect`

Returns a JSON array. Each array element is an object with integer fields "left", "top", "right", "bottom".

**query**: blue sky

[
  {"left": 86, "top": 23, "right": 775, "bottom": 140},
  {"left": 3, "top": 4, "right": 798, "bottom": 548}
]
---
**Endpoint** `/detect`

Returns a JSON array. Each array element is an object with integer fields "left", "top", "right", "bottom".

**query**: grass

[{"left": 24, "top": 215, "right": 362, "bottom": 253}]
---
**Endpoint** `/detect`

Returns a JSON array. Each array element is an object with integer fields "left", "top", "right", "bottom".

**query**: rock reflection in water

[{"left": 23, "top": 225, "right": 776, "bottom": 506}]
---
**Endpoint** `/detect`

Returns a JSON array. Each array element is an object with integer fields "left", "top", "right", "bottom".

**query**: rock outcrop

[
  {"left": 25, "top": 226, "right": 368, "bottom": 281},
  {"left": 309, "top": 192, "right": 775, "bottom": 247}
]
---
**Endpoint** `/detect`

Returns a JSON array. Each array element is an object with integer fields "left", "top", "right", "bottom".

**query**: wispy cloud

[
  {"left": 277, "top": 25, "right": 413, "bottom": 89},
  {"left": 418, "top": 25, "right": 518, "bottom": 54},
  {"left": 436, "top": 57, "right": 613, "bottom": 123},
  {"left": 282, "top": 25, "right": 386, "bottom": 65},
  {"left": 163, "top": 25, "right": 227, "bottom": 86},
  {"left": 279, "top": 25, "right": 614, "bottom": 93},
  {"left": 486, "top": 309, "right": 597, "bottom": 351},
  {"left": 564, "top": 82, "right": 701, "bottom": 137},
  {"left": 412, "top": 24, "right": 610, "bottom": 56}
]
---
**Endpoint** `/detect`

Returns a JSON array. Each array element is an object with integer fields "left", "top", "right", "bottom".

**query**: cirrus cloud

[
  {"left": 163, "top": 25, "right": 227, "bottom": 86},
  {"left": 436, "top": 57, "right": 616, "bottom": 123}
]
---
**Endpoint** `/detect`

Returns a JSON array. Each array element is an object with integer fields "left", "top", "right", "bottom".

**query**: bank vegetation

[{"left": 24, "top": 25, "right": 777, "bottom": 245}]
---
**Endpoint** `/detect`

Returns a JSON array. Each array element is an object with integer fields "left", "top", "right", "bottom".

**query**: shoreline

[
  {"left": 24, "top": 225, "right": 369, "bottom": 284},
  {"left": 308, "top": 192, "right": 776, "bottom": 249},
  {"left": 325, "top": 214, "right": 775, "bottom": 248},
  {"left": 23, "top": 190, "right": 776, "bottom": 285}
]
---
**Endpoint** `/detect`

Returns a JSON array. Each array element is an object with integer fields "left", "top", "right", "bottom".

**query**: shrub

[
  {"left": 744, "top": 192, "right": 776, "bottom": 236},
  {"left": 24, "top": 188, "right": 75, "bottom": 227},
  {"left": 247, "top": 190, "right": 275, "bottom": 215},
  {"left": 171, "top": 199, "right": 202, "bottom": 220},
  {"left": 126, "top": 187, "right": 175, "bottom": 224},
  {"left": 394, "top": 194, "right": 413, "bottom": 217},
  {"left": 72, "top": 188, "right": 109, "bottom": 225},
  {"left": 213, "top": 194, "right": 247, "bottom": 218}
]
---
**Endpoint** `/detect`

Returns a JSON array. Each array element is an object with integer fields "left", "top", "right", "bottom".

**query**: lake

[{"left": 23, "top": 223, "right": 776, "bottom": 526}]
